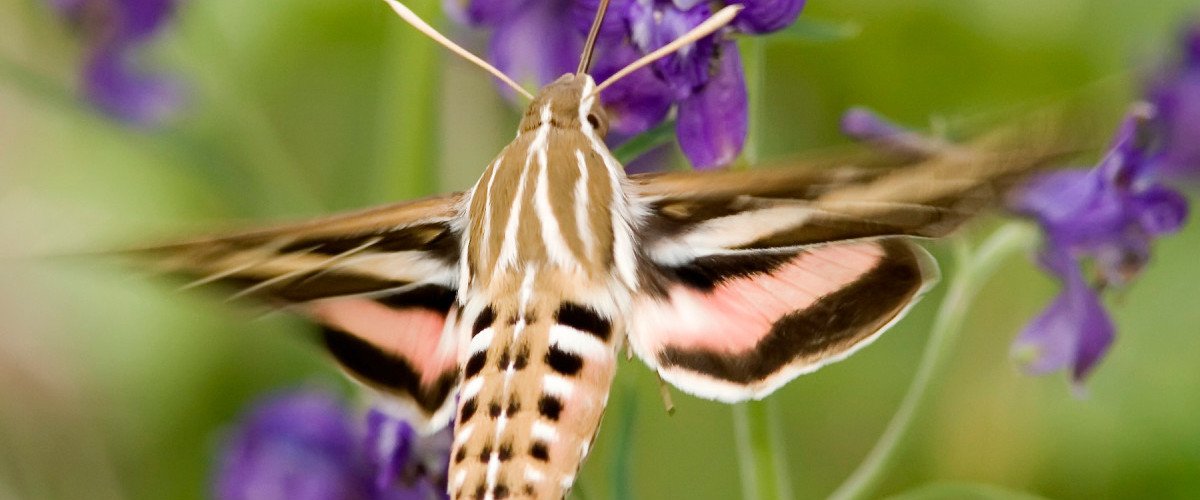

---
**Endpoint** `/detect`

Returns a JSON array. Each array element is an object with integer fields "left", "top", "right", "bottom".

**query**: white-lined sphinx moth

[{"left": 128, "top": 2, "right": 1082, "bottom": 499}]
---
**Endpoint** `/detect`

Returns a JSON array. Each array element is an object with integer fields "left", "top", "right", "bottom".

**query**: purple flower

[
  {"left": 47, "top": 0, "right": 183, "bottom": 125},
  {"left": 1146, "top": 22, "right": 1200, "bottom": 182},
  {"left": 365, "top": 408, "right": 452, "bottom": 500},
  {"left": 451, "top": 0, "right": 805, "bottom": 169},
  {"left": 675, "top": 40, "right": 748, "bottom": 168},
  {"left": 1009, "top": 108, "right": 1190, "bottom": 386},
  {"left": 840, "top": 106, "right": 946, "bottom": 157},
  {"left": 589, "top": 42, "right": 674, "bottom": 137},
  {"left": 215, "top": 391, "right": 370, "bottom": 500},
  {"left": 728, "top": 0, "right": 805, "bottom": 34},
  {"left": 215, "top": 390, "right": 451, "bottom": 500},
  {"left": 486, "top": 0, "right": 583, "bottom": 100}
]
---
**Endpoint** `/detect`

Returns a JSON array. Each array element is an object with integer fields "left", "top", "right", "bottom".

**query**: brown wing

[
  {"left": 626, "top": 112, "right": 1085, "bottom": 402},
  {"left": 630, "top": 123, "right": 1079, "bottom": 256},
  {"left": 131, "top": 191, "right": 466, "bottom": 428},
  {"left": 136, "top": 191, "right": 464, "bottom": 303}
]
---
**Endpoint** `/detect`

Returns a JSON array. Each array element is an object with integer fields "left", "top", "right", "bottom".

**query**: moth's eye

[{"left": 587, "top": 114, "right": 600, "bottom": 129}]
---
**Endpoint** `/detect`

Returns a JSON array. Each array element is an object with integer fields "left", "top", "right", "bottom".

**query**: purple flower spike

[
  {"left": 215, "top": 391, "right": 368, "bottom": 500},
  {"left": 1146, "top": 23, "right": 1200, "bottom": 182},
  {"left": 676, "top": 40, "right": 748, "bottom": 169},
  {"left": 1010, "top": 105, "right": 1192, "bottom": 386},
  {"left": 48, "top": 0, "right": 183, "bottom": 125},
  {"left": 728, "top": 0, "right": 806, "bottom": 34}
]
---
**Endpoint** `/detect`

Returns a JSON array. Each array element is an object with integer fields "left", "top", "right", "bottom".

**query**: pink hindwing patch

[
  {"left": 628, "top": 238, "right": 935, "bottom": 402},
  {"left": 302, "top": 285, "right": 460, "bottom": 428}
]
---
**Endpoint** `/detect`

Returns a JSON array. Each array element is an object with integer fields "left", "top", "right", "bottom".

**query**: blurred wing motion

[
  {"left": 624, "top": 115, "right": 1083, "bottom": 402},
  {"left": 135, "top": 192, "right": 466, "bottom": 426},
  {"left": 126, "top": 109, "right": 1086, "bottom": 419}
]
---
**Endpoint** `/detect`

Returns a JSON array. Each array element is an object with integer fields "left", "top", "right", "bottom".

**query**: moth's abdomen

[{"left": 450, "top": 300, "right": 617, "bottom": 500}]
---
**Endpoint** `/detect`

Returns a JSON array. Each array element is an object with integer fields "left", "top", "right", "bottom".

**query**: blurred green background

[{"left": 2, "top": 0, "right": 1199, "bottom": 498}]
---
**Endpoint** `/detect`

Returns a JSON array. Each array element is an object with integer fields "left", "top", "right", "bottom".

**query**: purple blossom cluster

[
  {"left": 1006, "top": 24, "right": 1200, "bottom": 387},
  {"left": 215, "top": 390, "right": 451, "bottom": 500},
  {"left": 447, "top": 0, "right": 806, "bottom": 168},
  {"left": 46, "top": 0, "right": 183, "bottom": 125},
  {"left": 838, "top": 25, "right": 1200, "bottom": 389}
]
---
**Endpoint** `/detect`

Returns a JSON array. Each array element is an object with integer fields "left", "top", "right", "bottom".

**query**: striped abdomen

[{"left": 450, "top": 288, "right": 618, "bottom": 499}]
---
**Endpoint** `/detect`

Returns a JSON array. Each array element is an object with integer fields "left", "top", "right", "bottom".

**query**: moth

[{"left": 132, "top": 1, "right": 1078, "bottom": 499}]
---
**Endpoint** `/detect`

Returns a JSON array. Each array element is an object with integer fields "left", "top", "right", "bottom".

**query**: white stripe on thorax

[
  {"left": 478, "top": 159, "right": 500, "bottom": 269},
  {"left": 493, "top": 104, "right": 550, "bottom": 277},
  {"left": 577, "top": 89, "right": 639, "bottom": 291},
  {"left": 573, "top": 149, "right": 596, "bottom": 266},
  {"left": 535, "top": 143, "right": 579, "bottom": 269}
]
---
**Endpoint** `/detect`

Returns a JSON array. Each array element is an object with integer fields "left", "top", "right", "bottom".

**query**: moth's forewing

[{"left": 133, "top": 192, "right": 467, "bottom": 427}]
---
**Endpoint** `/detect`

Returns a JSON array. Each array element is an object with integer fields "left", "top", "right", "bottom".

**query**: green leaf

[
  {"left": 766, "top": 17, "right": 861, "bottom": 44},
  {"left": 612, "top": 120, "right": 676, "bottom": 165},
  {"left": 883, "top": 482, "right": 1051, "bottom": 500}
]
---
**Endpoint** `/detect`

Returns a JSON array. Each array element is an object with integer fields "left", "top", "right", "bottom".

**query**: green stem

[
  {"left": 370, "top": 0, "right": 441, "bottom": 202},
  {"left": 734, "top": 399, "right": 792, "bottom": 500},
  {"left": 740, "top": 36, "right": 767, "bottom": 166},
  {"left": 732, "top": 34, "right": 790, "bottom": 500},
  {"left": 612, "top": 120, "right": 676, "bottom": 165},
  {"left": 608, "top": 388, "right": 639, "bottom": 500},
  {"left": 827, "top": 223, "right": 1035, "bottom": 500}
]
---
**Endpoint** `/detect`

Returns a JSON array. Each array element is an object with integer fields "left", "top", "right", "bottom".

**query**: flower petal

[
  {"left": 113, "top": 0, "right": 177, "bottom": 43},
  {"left": 571, "top": 0, "right": 634, "bottom": 43},
  {"left": 728, "top": 0, "right": 806, "bottom": 34},
  {"left": 839, "top": 106, "right": 943, "bottom": 157},
  {"left": 675, "top": 40, "right": 747, "bottom": 169},
  {"left": 1132, "top": 184, "right": 1189, "bottom": 236},
  {"left": 215, "top": 391, "right": 368, "bottom": 500},
  {"left": 593, "top": 42, "right": 673, "bottom": 136},
  {"left": 1012, "top": 252, "right": 1115, "bottom": 383},
  {"left": 487, "top": 0, "right": 581, "bottom": 98},
  {"left": 443, "top": 0, "right": 529, "bottom": 26},
  {"left": 628, "top": 1, "right": 715, "bottom": 98},
  {"left": 83, "top": 46, "right": 182, "bottom": 125},
  {"left": 365, "top": 409, "right": 417, "bottom": 493},
  {"left": 364, "top": 407, "right": 453, "bottom": 498},
  {"left": 1147, "top": 65, "right": 1200, "bottom": 181}
]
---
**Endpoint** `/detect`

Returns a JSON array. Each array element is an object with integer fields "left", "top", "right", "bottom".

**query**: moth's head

[{"left": 519, "top": 73, "right": 609, "bottom": 139}]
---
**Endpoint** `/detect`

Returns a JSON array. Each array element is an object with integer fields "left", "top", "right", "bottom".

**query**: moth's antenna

[
  {"left": 380, "top": 0, "right": 534, "bottom": 100},
  {"left": 591, "top": 4, "right": 742, "bottom": 97},
  {"left": 576, "top": 0, "right": 612, "bottom": 74}
]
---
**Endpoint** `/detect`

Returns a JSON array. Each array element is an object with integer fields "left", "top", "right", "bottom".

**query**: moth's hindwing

[
  {"left": 628, "top": 238, "right": 936, "bottom": 402},
  {"left": 308, "top": 284, "right": 461, "bottom": 427}
]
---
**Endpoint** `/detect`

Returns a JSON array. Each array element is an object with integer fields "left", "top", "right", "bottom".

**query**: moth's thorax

[{"left": 461, "top": 72, "right": 638, "bottom": 300}]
